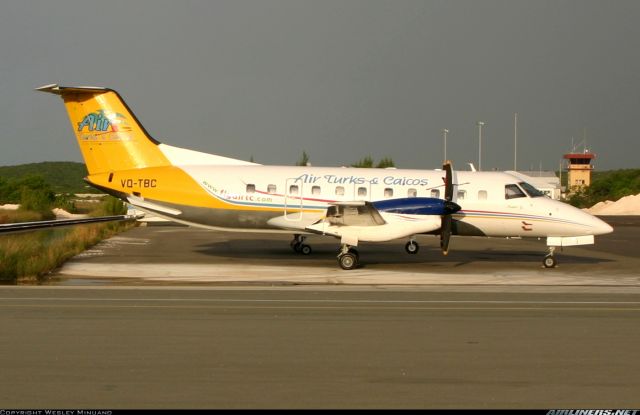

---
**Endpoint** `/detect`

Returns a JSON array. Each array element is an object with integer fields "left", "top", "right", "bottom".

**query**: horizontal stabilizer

[
  {"left": 127, "top": 195, "right": 182, "bottom": 216},
  {"left": 35, "top": 84, "right": 108, "bottom": 95}
]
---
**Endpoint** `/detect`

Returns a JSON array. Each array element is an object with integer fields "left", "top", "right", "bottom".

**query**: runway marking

[
  {"left": 2, "top": 298, "right": 640, "bottom": 312},
  {"left": 2, "top": 304, "right": 640, "bottom": 311},
  {"left": 2, "top": 297, "right": 640, "bottom": 305}
]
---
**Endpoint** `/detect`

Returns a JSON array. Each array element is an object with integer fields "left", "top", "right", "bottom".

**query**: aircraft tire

[
  {"left": 405, "top": 241, "right": 419, "bottom": 254},
  {"left": 543, "top": 255, "right": 557, "bottom": 268},
  {"left": 299, "top": 244, "right": 312, "bottom": 255},
  {"left": 338, "top": 253, "right": 358, "bottom": 270}
]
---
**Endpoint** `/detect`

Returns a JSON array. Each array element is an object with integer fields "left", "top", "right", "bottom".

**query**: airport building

[{"left": 563, "top": 150, "right": 596, "bottom": 192}]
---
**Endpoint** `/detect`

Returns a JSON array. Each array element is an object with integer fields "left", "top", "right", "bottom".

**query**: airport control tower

[{"left": 563, "top": 150, "right": 595, "bottom": 192}]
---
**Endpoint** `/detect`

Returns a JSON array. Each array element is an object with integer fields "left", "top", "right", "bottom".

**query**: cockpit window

[
  {"left": 518, "top": 182, "right": 545, "bottom": 197},
  {"left": 505, "top": 184, "right": 526, "bottom": 199}
]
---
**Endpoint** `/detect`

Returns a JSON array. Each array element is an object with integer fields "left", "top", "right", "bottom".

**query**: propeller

[{"left": 440, "top": 161, "right": 460, "bottom": 255}]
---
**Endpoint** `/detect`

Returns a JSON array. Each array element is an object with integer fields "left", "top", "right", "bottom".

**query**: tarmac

[
  {"left": 52, "top": 216, "right": 640, "bottom": 289},
  {"left": 2, "top": 216, "right": 639, "bottom": 409}
]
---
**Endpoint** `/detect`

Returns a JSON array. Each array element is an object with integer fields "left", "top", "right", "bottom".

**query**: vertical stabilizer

[{"left": 37, "top": 84, "right": 170, "bottom": 175}]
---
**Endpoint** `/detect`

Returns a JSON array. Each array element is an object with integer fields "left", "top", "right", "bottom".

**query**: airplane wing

[
  {"left": 305, "top": 198, "right": 457, "bottom": 246},
  {"left": 0, "top": 215, "right": 136, "bottom": 235}
]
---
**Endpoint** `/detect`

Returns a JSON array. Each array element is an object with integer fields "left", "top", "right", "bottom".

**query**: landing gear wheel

[
  {"left": 405, "top": 241, "right": 419, "bottom": 254},
  {"left": 543, "top": 255, "right": 557, "bottom": 268},
  {"left": 338, "top": 252, "right": 358, "bottom": 270},
  {"left": 291, "top": 234, "right": 308, "bottom": 254},
  {"left": 299, "top": 244, "right": 312, "bottom": 255}
]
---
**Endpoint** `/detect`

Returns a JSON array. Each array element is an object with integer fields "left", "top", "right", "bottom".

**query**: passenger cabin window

[
  {"left": 384, "top": 188, "right": 393, "bottom": 198},
  {"left": 407, "top": 188, "right": 417, "bottom": 198},
  {"left": 335, "top": 186, "right": 345, "bottom": 196},
  {"left": 357, "top": 187, "right": 367, "bottom": 197},
  {"left": 246, "top": 184, "right": 255, "bottom": 194},
  {"left": 478, "top": 190, "right": 488, "bottom": 200},
  {"left": 505, "top": 184, "right": 526, "bottom": 199},
  {"left": 457, "top": 190, "right": 466, "bottom": 201},
  {"left": 312, "top": 185, "right": 321, "bottom": 195},
  {"left": 289, "top": 184, "right": 299, "bottom": 195},
  {"left": 430, "top": 189, "right": 440, "bottom": 199},
  {"left": 267, "top": 184, "right": 276, "bottom": 194}
]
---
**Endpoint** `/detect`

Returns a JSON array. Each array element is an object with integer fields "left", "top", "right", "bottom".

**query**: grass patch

[
  {"left": 0, "top": 196, "right": 135, "bottom": 283},
  {"left": 0, "top": 221, "right": 135, "bottom": 283},
  {"left": 0, "top": 209, "right": 43, "bottom": 224}
]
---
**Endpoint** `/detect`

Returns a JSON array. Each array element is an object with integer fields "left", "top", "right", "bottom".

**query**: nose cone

[{"left": 590, "top": 215, "right": 614, "bottom": 235}]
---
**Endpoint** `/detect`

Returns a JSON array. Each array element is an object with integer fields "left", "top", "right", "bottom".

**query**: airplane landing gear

[
  {"left": 543, "top": 246, "right": 557, "bottom": 268},
  {"left": 337, "top": 245, "right": 359, "bottom": 270},
  {"left": 290, "top": 234, "right": 312, "bottom": 255},
  {"left": 405, "top": 240, "right": 419, "bottom": 254}
]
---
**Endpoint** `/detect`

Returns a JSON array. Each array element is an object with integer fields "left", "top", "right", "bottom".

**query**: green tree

[
  {"left": 54, "top": 193, "right": 78, "bottom": 213},
  {"left": 102, "top": 196, "right": 127, "bottom": 215},
  {"left": 566, "top": 169, "right": 640, "bottom": 208},
  {"left": 351, "top": 156, "right": 374, "bottom": 168},
  {"left": 296, "top": 151, "right": 310, "bottom": 166},
  {"left": 19, "top": 176, "right": 56, "bottom": 219},
  {"left": 376, "top": 157, "right": 395, "bottom": 168},
  {"left": 17, "top": 176, "right": 55, "bottom": 214},
  {"left": 19, "top": 187, "right": 54, "bottom": 213}
]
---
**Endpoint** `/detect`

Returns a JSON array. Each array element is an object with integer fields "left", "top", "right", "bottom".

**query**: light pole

[
  {"left": 514, "top": 113, "right": 518, "bottom": 171},
  {"left": 476, "top": 121, "right": 485, "bottom": 171},
  {"left": 441, "top": 128, "right": 449, "bottom": 162}
]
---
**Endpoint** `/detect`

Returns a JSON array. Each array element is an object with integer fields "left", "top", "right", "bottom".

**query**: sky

[{"left": 1, "top": 0, "right": 639, "bottom": 171}]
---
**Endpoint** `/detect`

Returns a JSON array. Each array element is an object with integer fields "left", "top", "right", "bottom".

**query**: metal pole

[
  {"left": 477, "top": 121, "right": 484, "bottom": 171},
  {"left": 514, "top": 113, "right": 518, "bottom": 171},
  {"left": 559, "top": 160, "right": 562, "bottom": 199},
  {"left": 442, "top": 128, "right": 449, "bottom": 163}
]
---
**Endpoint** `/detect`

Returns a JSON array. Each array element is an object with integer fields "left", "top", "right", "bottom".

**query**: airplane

[{"left": 21, "top": 83, "right": 612, "bottom": 270}]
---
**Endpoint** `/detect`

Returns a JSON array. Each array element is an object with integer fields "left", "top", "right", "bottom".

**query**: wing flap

[{"left": 306, "top": 215, "right": 441, "bottom": 244}]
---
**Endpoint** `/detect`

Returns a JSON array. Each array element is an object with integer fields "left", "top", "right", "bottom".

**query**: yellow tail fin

[{"left": 37, "top": 84, "right": 170, "bottom": 175}]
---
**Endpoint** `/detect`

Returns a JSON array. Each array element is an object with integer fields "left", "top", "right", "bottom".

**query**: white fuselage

[{"left": 142, "top": 163, "right": 612, "bottom": 242}]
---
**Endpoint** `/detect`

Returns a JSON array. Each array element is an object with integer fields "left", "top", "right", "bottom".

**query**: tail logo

[
  {"left": 77, "top": 110, "right": 132, "bottom": 133},
  {"left": 77, "top": 110, "right": 132, "bottom": 141}
]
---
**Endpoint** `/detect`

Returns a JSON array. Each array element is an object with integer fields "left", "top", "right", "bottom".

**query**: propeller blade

[
  {"left": 443, "top": 161, "right": 454, "bottom": 202},
  {"left": 440, "top": 161, "right": 456, "bottom": 255},
  {"left": 440, "top": 214, "right": 452, "bottom": 255}
]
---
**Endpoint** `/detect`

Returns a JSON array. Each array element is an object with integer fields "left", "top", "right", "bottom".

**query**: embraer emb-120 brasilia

[{"left": 35, "top": 84, "right": 613, "bottom": 270}]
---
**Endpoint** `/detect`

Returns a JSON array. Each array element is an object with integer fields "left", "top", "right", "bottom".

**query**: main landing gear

[
  {"left": 337, "top": 245, "right": 360, "bottom": 270},
  {"left": 290, "top": 234, "right": 312, "bottom": 255},
  {"left": 543, "top": 246, "right": 557, "bottom": 268}
]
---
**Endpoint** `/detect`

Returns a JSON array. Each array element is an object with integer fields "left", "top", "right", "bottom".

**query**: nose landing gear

[
  {"left": 543, "top": 246, "right": 557, "bottom": 268},
  {"left": 405, "top": 240, "right": 419, "bottom": 254}
]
